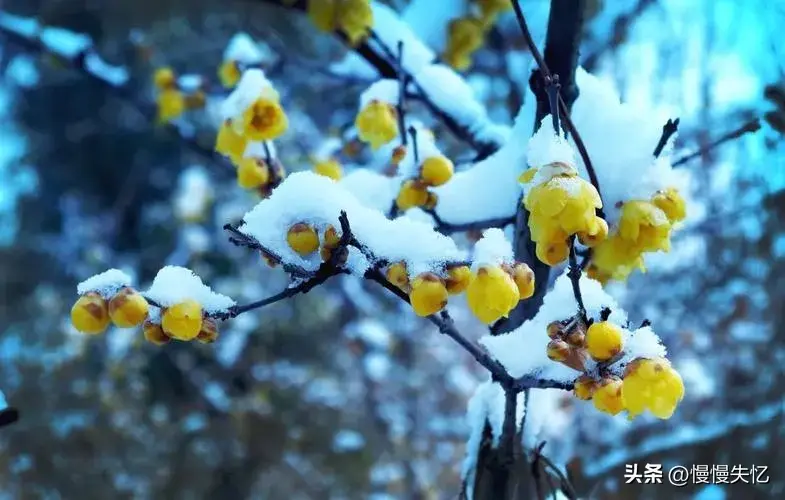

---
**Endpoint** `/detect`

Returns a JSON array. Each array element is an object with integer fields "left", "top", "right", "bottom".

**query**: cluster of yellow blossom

[
  {"left": 385, "top": 260, "right": 534, "bottom": 322},
  {"left": 442, "top": 1, "right": 512, "bottom": 71},
  {"left": 70, "top": 289, "right": 218, "bottom": 345},
  {"left": 355, "top": 100, "right": 399, "bottom": 150},
  {"left": 586, "top": 187, "right": 687, "bottom": 284},
  {"left": 284, "top": 222, "right": 344, "bottom": 263},
  {"left": 395, "top": 154, "right": 455, "bottom": 211},
  {"left": 547, "top": 319, "right": 684, "bottom": 419},
  {"left": 153, "top": 67, "right": 206, "bottom": 123},
  {"left": 307, "top": 0, "right": 374, "bottom": 45},
  {"left": 522, "top": 162, "right": 606, "bottom": 266}
]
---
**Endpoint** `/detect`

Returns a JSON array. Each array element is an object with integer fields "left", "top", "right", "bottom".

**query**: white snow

[
  {"left": 177, "top": 74, "right": 204, "bottom": 92},
  {"left": 359, "top": 79, "right": 400, "bottom": 108},
  {"left": 76, "top": 268, "right": 132, "bottom": 299},
  {"left": 240, "top": 171, "right": 466, "bottom": 276},
  {"left": 313, "top": 137, "right": 342, "bottom": 162},
  {"left": 220, "top": 69, "right": 277, "bottom": 122},
  {"left": 526, "top": 123, "right": 577, "bottom": 171},
  {"left": 369, "top": 1, "right": 435, "bottom": 73},
  {"left": 471, "top": 228, "right": 513, "bottom": 270},
  {"left": 461, "top": 380, "right": 526, "bottom": 499},
  {"left": 144, "top": 266, "right": 235, "bottom": 314},
  {"left": 616, "top": 326, "right": 667, "bottom": 367},
  {"left": 40, "top": 27, "right": 91, "bottom": 58},
  {"left": 0, "top": 12, "right": 40, "bottom": 37},
  {"left": 401, "top": 0, "right": 465, "bottom": 53},
  {"left": 84, "top": 53, "right": 129, "bottom": 86},
  {"left": 173, "top": 166, "right": 213, "bottom": 222},
  {"left": 223, "top": 32, "right": 264, "bottom": 64},
  {"left": 339, "top": 169, "right": 397, "bottom": 213},
  {"left": 243, "top": 140, "right": 277, "bottom": 159}
]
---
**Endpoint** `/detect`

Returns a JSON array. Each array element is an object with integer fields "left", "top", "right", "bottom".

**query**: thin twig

[
  {"left": 567, "top": 236, "right": 586, "bottom": 318},
  {"left": 672, "top": 117, "right": 761, "bottom": 166},
  {"left": 653, "top": 118, "right": 680, "bottom": 157},
  {"left": 396, "top": 41, "right": 408, "bottom": 145}
]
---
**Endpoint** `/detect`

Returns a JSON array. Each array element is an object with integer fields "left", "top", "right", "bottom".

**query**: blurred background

[{"left": 0, "top": 0, "right": 784, "bottom": 498}]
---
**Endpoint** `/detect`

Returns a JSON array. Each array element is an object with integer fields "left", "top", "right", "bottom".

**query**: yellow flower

[
  {"left": 420, "top": 155, "right": 454, "bottom": 187},
  {"left": 477, "top": 0, "right": 512, "bottom": 19},
  {"left": 525, "top": 175, "right": 602, "bottom": 236},
  {"left": 355, "top": 100, "right": 399, "bottom": 150},
  {"left": 70, "top": 292, "right": 111, "bottom": 334},
  {"left": 241, "top": 98, "right": 289, "bottom": 141},
  {"left": 313, "top": 159, "right": 343, "bottom": 180},
  {"left": 396, "top": 180, "right": 429, "bottom": 211},
  {"left": 156, "top": 89, "right": 185, "bottom": 123},
  {"left": 510, "top": 263, "right": 535, "bottom": 299},
  {"left": 618, "top": 200, "right": 672, "bottom": 253},
  {"left": 237, "top": 158, "right": 270, "bottom": 189},
  {"left": 108, "top": 287, "right": 149, "bottom": 328},
  {"left": 442, "top": 49, "right": 472, "bottom": 72},
  {"left": 593, "top": 377, "right": 625, "bottom": 415},
  {"left": 409, "top": 273, "right": 449, "bottom": 317},
  {"left": 518, "top": 167, "right": 538, "bottom": 184},
  {"left": 153, "top": 66, "right": 176, "bottom": 90},
  {"left": 577, "top": 216, "right": 609, "bottom": 248},
  {"left": 216, "top": 120, "right": 248, "bottom": 163},
  {"left": 218, "top": 59, "right": 241, "bottom": 88},
  {"left": 287, "top": 223, "right": 320, "bottom": 256},
  {"left": 573, "top": 375, "right": 597, "bottom": 401},
  {"left": 322, "top": 225, "right": 341, "bottom": 249},
  {"left": 445, "top": 17, "right": 485, "bottom": 55},
  {"left": 143, "top": 320, "right": 171, "bottom": 346},
  {"left": 307, "top": 0, "right": 338, "bottom": 32},
  {"left": 466, "top": 265, "right": 520, "bottom": 324},
  {"left": 622, "top": 357, "right": 684, "bottom": 420},
  {"left": 589, "top": 235, "right": 646, "bottom": 283},
  {"left": 387, "top": 262, "right": 410, "bottom": 291},
  {"left": 337, "top": 0, "right": 373, "bottom": 45},
  {"left": 535, "top": 237, "right": 570, "bottom": 266},
  {"left": 585, "top": 321, "right": 624, "bottom": 361},
  {"left": 651, "top": 187, "right": 687, "bottom": 223},
  {"left": 161, "top": 299, "right": 203, "bottom": 341},
  {"left": 445, "top": 265, "right": 472, "bottom": 295}
]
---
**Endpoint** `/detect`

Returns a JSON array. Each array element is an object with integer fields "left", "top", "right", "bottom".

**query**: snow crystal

[
  {"left": 461, "top": 380, "right": 525, "bottom": 498},
  {"left": 220, "top": 69, "right": 276, "bottom": 122},
  {"left": 144, "top": 265, "right": 235, "bottom": 314},
  {"left": 359, "top": 79, "right": 400, "bottom": 108},
  {"left": 76, "top": 268, "right": 132, "bottom": 299},
  {"left": 526, "top": 122, "right": 577, "bottom": 170},
  {"left": 240, "top": 172, "right": 465, "bottom": 276},
  {"left": 471, "top": 228, "right": 513, "bottom": 270},
  {"left": 223, "top": 33, "right": 264, "bottom": 64},
  {"left": 480, "top": 270, "right": 628, "bottom": 381},
  {"left": 40, "top": 27, "right": 91, "bottom": 58},
  {"left": 84, "top": 53, "right": 128, "bottom": 86},
  {"left": 339, "top": 169, "right": 396, "bottom": 213}
]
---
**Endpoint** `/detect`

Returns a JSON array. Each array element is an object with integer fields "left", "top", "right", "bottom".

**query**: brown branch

[
  {"left": 653, "top": 118, "right": 680, "bottom": 157},
  {"left": 672, "top": 117, "right": 761, "bottom": 166}
]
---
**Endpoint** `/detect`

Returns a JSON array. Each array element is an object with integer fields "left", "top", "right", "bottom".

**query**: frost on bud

[
  {"left": 510, "top": 262, "right": 535, "bottom": 299},
  {"left": 108, "top": 287, "right": 150, "bottom": 328},
  {"left": 585, "top": 321, "right": 624, "bottom": 361},
  {"left": 573, "top": 375, "right": 597, "bottom": 401},
  {"left": 196, "top": 318, "right": 219, "bottom": 344},
  {"left": 286, "top": 223, "right": 320, "bottom": 256},
  {"left": 395, "top": 180, "right": 429, "bottom": 211},
  {"left": 420, "top": 155, "right": 454, "bottom": 187},
  {"left": 237, "top": 158, "right": 270, "bottom": 189},
  {"left": 143, "top": 320, "right": 171, "bottom": 346},
  {"left": 445, "top": 265, "right": 471, "bottom": 295},
  {"left": 409, "top": 273, "right": 448, "bottom": 317},
  {"left": 161, "top": 299, "right": 203, "bottom": 341},
  {"left": 386, "top": 262, "right": 410, "bottom": 291},
  {"left": 70, "top": 292, "right": 111, "bottom": 334},
  {"left": 546, "top": 339, "right": 571, "bottom": 362}
]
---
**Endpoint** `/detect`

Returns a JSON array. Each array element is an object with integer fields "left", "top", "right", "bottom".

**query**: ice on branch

[
  {"left": 220, "top": 69, "right": 278, "bottom": 122},
  {"left": 471, "top": 228, "right": 513, "bottom": 270},
  {"left": 76, "top": 269, "right": 132, "bottom": 299},
  {"left": 238, "top": 171, "right": 465, "bottom": 275},
  {"left": 144, "top": 266, "right": 235, "bottom": 316},
  {"left": 462, "top": 380, "right": 526, "bottom": 497},
  {"left": 481, "top": 270, "right": 666, "bottom": 382},
  {"left": 570, "top": 68, "right": 690, "bottom": 223}
]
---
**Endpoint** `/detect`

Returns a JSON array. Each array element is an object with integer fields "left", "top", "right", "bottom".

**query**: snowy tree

[{"left": 0, "top": 0, "right": 778, "bottom": 498}]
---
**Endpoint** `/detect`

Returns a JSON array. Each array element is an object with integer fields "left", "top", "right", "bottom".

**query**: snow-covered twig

[{"left": 672, "top": 116, "right": 761, "bottom": 166}]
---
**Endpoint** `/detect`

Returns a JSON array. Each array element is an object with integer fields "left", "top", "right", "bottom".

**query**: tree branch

[
  {"left": 653, "top": 118, "right": 680, "bottom": 158},
  {"left": 672, "top": 117, "right": 761, "bottom": 166}
]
